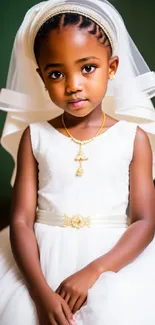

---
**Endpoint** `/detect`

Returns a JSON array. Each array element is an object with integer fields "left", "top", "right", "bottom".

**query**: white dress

[{"left": 1, "top": 120, "right": 155, "bottom": 325}]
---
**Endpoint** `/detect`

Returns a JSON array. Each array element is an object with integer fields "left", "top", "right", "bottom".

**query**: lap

[
  {"left": 1, "top": 228, "right": 155, "bottom": 325},
  {"left": 76, "top": 240, "right": 155, "bottom": 325}
]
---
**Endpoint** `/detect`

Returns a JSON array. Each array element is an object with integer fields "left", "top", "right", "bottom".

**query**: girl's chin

[
  {"left": 64, "top": 110, "right": 92, "bottom": 118},
  {"left": 63, "top": 107, "right": 95, "bottom": 118}
]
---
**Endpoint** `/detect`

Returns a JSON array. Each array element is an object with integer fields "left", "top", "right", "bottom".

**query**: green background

[{"left": 0, "top": 0, "right": 155, "bottom": 200}]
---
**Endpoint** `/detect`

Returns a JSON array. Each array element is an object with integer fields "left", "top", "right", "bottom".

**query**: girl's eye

[
  {"left": 49, "top": 71, "right": 64, "bottom": 80},
  {"left": 82, "top": 65, "right": 96, "bottom": 74}
]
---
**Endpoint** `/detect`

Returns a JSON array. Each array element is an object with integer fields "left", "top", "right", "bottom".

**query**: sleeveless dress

[{"left": 1, "top": 120, "right": 155, "bottom": 325}]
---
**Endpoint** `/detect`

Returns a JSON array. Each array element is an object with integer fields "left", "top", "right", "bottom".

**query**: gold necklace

[{"left": 62, "top": 112, "right": 106, "bottom": 176}]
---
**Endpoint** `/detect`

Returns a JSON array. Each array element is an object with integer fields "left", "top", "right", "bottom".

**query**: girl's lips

[{"left": 68, "top": 99, "right": 88, "bottom": 108}]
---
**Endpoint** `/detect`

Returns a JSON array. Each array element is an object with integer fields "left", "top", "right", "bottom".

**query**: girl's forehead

[{"left": 39, "top": 25, "right": 109, "bottom": 61}]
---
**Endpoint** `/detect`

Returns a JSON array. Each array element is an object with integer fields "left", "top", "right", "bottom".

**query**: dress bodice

[{"left": 29, "top": 120, "right": 137, "bottom": 218}]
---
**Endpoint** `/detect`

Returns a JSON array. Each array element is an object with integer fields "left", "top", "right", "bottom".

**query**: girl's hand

[
  {"left": 56, "top": 263, "right": 99, "bottom": 314},
  {"left": 34, "top": 291, "right": 75, "bottom": 325}
]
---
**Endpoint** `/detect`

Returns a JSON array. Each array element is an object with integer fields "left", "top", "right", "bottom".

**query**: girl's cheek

[
  {"left": 48, "top": 83, "right": 59, "bottom": 94},
  {"left": 48, "top": 87, "right": 64, "bottom": 103}
]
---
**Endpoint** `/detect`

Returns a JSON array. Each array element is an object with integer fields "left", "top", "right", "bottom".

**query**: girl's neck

[{"left": 63, "top": 104, "right": 103, "bottom": 128}]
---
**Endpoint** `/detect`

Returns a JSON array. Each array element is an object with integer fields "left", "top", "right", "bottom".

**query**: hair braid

[{"left": 34, "top": 13, "right": 112, "bottom": 63}]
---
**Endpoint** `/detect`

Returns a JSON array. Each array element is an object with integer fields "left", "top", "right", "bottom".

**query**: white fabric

[
  {"left": 30, "top": 121, "right": 134, "bottom": 217},
  {"left": 0, "top": 0, "right": 155, "bottom": 184},
  {"left": 36, "top": 209, "right": 128, "bottom": 227},
  {"left": 1, "top": 120, "right": 155, "bottom": 325}
]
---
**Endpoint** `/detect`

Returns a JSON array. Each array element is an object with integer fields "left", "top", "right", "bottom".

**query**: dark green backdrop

[{"left": 0, "top": 1, "right": 155, "bottom": 200}]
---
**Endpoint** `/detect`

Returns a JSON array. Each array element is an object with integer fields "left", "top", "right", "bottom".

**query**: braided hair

[{"left": 34, "top": 13, "right": 112, "bottom": 63}]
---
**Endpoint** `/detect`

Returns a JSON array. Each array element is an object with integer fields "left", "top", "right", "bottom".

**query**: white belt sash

[{"left": 36, "top": 209, "right": 128, "bottom": 229}]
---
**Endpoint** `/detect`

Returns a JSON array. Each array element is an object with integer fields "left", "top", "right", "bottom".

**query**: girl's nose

[{"left": 65, "top": 76, "right": 83, "bottom": 94}]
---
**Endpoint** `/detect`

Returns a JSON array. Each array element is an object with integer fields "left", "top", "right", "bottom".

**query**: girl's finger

[
  {"left": 59, "top": 289, "right": 66, "bottom": 299},
  {"left": 48, "top": 313, "right": 59, "bottom": 325},
  {"left": 55, "top": 285, "right": 61, "bottom": 294},
  {"left": 64, "top": 292, "right": 70, "bottom": 304},
  {"left": 68, "top": 296, "right": 79, "bottom": 312},
  {"left": 49, "top": 318, "right": 58, "bottom": 325},
  {"left": 56, "top": 311, "right": 71, "bottom": 325},
  {"left": 72, "top": 295, "right": 87, "bottom": 314},
  {"left": 62, "top": 300, "right": 75, "bottom": 324}
]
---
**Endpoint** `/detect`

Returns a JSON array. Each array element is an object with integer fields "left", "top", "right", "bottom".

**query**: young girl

[{"left": 0, "top": 0, "right": 155, "bottom": 324}]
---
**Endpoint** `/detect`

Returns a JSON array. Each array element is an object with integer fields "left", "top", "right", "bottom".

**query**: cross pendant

[{"left": 74, "top": 143, "right": 88, "bottom": 176}]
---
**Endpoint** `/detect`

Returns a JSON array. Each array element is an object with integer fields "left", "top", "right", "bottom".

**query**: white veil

[{"left": 1, "top": 0, "right": 155, "bottom": 184}]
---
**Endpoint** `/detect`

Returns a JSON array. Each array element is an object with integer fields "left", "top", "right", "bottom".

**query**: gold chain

[{"left": 62, "top": 113, "right": 106, "bottom": 176}]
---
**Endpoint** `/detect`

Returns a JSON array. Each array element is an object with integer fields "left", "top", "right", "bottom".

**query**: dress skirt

[{"left": 0, "top": 223, "right": 155, "bottom": 325}]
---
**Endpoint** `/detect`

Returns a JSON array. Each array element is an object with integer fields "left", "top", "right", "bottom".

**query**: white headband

[{"left": 30, "top": 4, "right": 115, "bottom": 57}]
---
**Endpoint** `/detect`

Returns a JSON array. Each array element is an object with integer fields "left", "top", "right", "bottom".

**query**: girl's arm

[
  {"left": 93, "top": 126, "right": 155, "bottom": 275},
  {"left": 55, "top": 127, "right": 155, "bottom": 315},
  {"left": 10, "top": 128, "right": 74, "bottom": 325},
  {"left": 10, "top": 127, "right": 52, "bottom": 299}
]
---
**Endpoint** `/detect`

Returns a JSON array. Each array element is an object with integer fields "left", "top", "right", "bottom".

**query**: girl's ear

[
  {"left": 36, "top": 68, "right": 45, "bottom": 84},
  {"left": 108, "top": 56, "right": 119, "bottom": 79}
]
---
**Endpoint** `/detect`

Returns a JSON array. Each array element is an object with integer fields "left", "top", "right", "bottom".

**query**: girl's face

[{"left": 37, "top": 25, "right": 118, "bottom": 117}]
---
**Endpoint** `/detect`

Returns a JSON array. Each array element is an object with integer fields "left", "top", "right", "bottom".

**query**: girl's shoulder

[
  {"left": 29, "top": 120, "right": 48, "bottom": 129},
  {"left": 119, "top": 119, "right": 138, "bottom": 133},
  {"left": 118, "top": 120, "right": 149, "bottom": 146},
  {"left": 106, "top": 117, "right": 138, "bottom": 138},
  {"left": 105, "top": 115, "right": 138, "bottom": 131},
  {"left": 29, "top": 121, "right": 58, "bottom": 160},
  {"left": 118, "top": 120, "right": 138, "bottom": 149},
  {"left": 29, "top": 120, "right": 57, "bottom": 137},
  {"left": 29, "top": 115, "right": 62, "bottom": 132}
]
